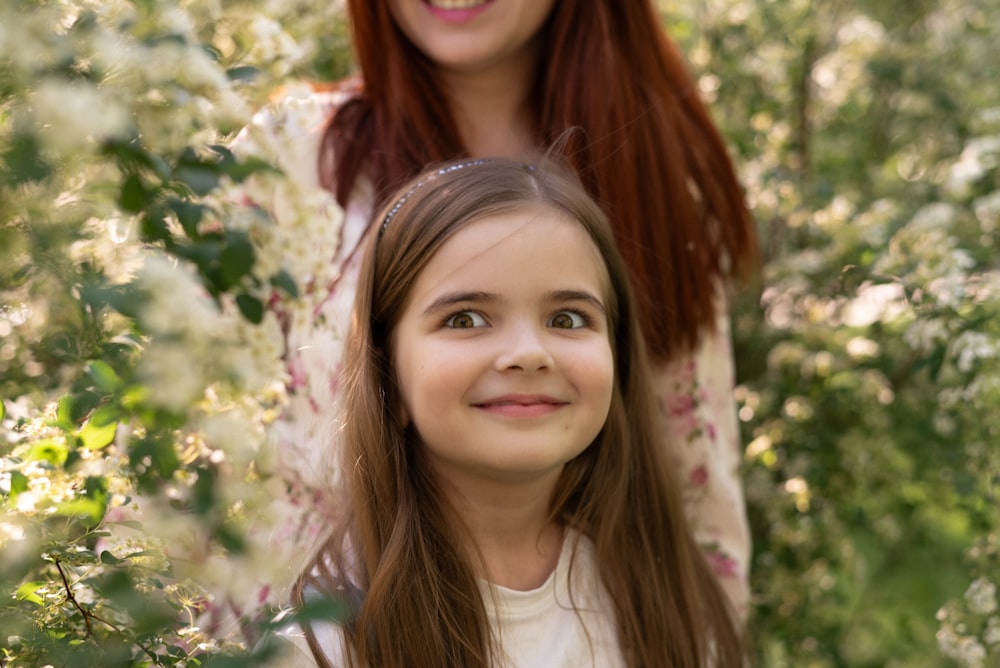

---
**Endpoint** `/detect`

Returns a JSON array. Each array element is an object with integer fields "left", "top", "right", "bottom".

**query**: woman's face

[{"left": 387, "top": 0, "right": 557, "bottom": 77}]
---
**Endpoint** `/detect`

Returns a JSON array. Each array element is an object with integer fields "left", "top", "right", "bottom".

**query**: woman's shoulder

[{"left": 231, "top": 81, "right": 358, "bottom": 185}]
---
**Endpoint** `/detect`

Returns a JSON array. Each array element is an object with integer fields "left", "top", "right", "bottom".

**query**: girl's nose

[{"left": 493, "top": 323, "right": 554, "bottom": 373}]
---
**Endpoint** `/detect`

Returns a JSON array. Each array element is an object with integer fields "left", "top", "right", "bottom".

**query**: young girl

[
  {"left": 237, "top": 0, "right": 756, "bottom": 617},
  {"left": 285, "top": 158, "right": 745, "bottom": 667}
]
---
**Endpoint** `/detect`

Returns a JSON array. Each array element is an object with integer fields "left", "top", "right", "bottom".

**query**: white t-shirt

[{"left": 275, "top": 530, "right": 626, "bottom": 668}]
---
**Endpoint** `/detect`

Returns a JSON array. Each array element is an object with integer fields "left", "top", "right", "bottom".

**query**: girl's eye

[
  {"left": 444, "top": 311, "right": 487, "bottom": 329},
  {"left": 548, "top": 311, "right": 587, "bottom": 329}
]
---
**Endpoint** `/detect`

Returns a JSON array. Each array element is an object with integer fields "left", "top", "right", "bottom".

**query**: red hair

[{"left": 321, "top": 0, "right": 758, "bottom": 360}]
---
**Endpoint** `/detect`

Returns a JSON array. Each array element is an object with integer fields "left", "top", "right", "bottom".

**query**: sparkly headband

[{"left": 379, "top": 158, "right": 493, "bottom": 234}]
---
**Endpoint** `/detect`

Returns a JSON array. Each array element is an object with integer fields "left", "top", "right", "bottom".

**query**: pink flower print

[
  {"left": 690, "top": 464, "right": 709, "bottom": 487},
  {"left": 287, "top": 356, "right": 308, "bottom": 392},
  {"left": 665, "top": 392, "right": 696, "bottom": 418},
  {"left": 661, "top": 392, "right": 700, "bottom": 441},
  {"left": 703, "top": 547, "right": 740, "bottom": 579}
]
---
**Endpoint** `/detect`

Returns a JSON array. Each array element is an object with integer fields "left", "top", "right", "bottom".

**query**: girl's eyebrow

[
  {"left": 546, "top": 289, "right": 607, "bottom": 315},
  {"left": 421, "top": 291, "right": 499, "bottom": 316},
  {"left": 421, "top": 289, "right": 606, "bottom": 316}
]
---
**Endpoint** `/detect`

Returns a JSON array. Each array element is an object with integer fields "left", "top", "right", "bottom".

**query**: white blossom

[
  {"left": 29, "top": 79, "right": 131, "bottom": 153},
  {"left": 952, "top": 331, "right": 1000, "bottom": 373},
  {"left": 986, "top": 617, "right": 1000, "bottom": 647},
  {"left": 966, "top": 577, "right": 999, "bottom": 616}
]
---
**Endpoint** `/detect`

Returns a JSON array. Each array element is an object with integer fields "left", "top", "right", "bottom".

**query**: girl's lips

[{"left": 473, "top": 395, "right": 568, "bottom": 418}]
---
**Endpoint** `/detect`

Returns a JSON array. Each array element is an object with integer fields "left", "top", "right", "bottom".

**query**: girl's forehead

[{"left": 408, "top": 206, "right": 611, "bottom": 300}]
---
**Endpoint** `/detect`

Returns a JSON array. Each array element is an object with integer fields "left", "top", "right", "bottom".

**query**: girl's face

[
  {"left": 390, "top": 205, "right": 614, "bottom": 491},
  {"left": 387, "top": 0, "right": 557, "bottom": 76}
]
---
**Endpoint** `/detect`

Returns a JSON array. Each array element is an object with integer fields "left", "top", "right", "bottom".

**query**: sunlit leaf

[
  {"left": 28, "top": 439, "right": 69, "bottom": 466},
  {"left": 56, "top": 396, "right": 76, "bottom": 430},
  {"left": 8, "top": 470, "right": 29, "bottom": 498},
  {"left": 56, "top": 496, "right": 107, "bottom": 527},
  {"left": 15, "top": 582, "right": 47, "bottom": 606},
  {"left": 76, "top": 405, "right": 120, "bottom": 450}
]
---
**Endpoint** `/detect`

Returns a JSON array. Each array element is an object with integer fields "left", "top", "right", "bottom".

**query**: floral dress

[{"left": 233, "top": 85, "right": 751, "bottom": 620}]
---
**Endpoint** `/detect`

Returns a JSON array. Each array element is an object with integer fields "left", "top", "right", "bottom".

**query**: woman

[{"left": 235, "top": 0, "right": 757, "bottom": 618}]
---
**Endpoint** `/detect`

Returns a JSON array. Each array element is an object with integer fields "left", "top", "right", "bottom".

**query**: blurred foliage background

[
  {"left": 660, "top": 0, "right": 1000, "bottom": 665},
  {"left": 1, "top": 0, "right": 997, "bottom": 666}
]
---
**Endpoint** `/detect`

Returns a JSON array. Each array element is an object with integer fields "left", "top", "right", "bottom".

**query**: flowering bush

[
  {"left": 4, "top": 1, "right": 998, "bottom": 666},
  {"left": 1, "top": 1, "right": 348, "bottom": 664},
  {"left": 665, "top": 0, "right": 1000, "bottom": 664}
]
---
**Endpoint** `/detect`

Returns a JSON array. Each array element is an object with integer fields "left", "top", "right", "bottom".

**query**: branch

[{"left": 54, "top": 558, "right": 93, "bottom": 637}]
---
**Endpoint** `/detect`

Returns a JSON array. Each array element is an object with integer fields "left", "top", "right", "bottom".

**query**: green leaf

[
  {"left": 141, "top": 207, "right": 172, "bottom": 243},
  {"left": 76, "top": 404, "right": 120, "bottom": 450},
  {"left": 225, "top": 65, "right": 259, "bottom": 82},
  {"left": 87, "top": 360, "right": 123, "bottom": 394},
  {"left": 176, "top": 165, "right": 220, "bottom": 196},
  {"left": 56, "top": 396, "right": 76, "bottom": 430},
  {"left": 218, "top": 235, "right": 255, "bottom": 288},
  {"left": 215, "top": 523, "right": 246, "bottom": 554},
  {"left": 0, "top": 398, "right": 5, "bottom": 421},
  {"left": 192, "top": 466, "right": 216, "bottom": 515},
  {"left": 80, "top": 282, "right": 144, "bottom": 319},
  {"left": 77, "top": 420, "right": 117, "bottom": 451},
  {"left": 236, "top": 293, "right": 264, "bottom": 324},
  {"left": 1, "top": 133, "right": 51, "bottom": 185},
  {"left": 15, "top": 581, "right": 47, "bottom": 606},
  {"left": 130, "top": 434, "right": 181, "bottom": 483},
  {"left": 28, "top": 439, "right": 69, "bottom": 466},
  {"left": 56, "top": 476, "right": 110, "bottom": 526},
  {"left": 57, "top": 496, "right": 107, "bottom": 527},
  {"left": 270, "top": 269, "right": 299, "bottom": 298},
  {"left": 119, "top": 172, "right": 149, "bottom": 213},
  {"left": 100, "top": 550, "right": 123, "bottom": 565},
  {"left": 223, "top": 155, "right": 279, "bottom": 182},
  {"left": 167, "top": 197, "right": 206, "bottom": 238},
  {"left": 8, "top": 470, "right": 29, "bottom": 498}
]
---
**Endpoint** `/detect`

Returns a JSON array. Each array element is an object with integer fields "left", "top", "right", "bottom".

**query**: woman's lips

[{"left": 422, "top": 0, "right": 494, "bottom": 23}]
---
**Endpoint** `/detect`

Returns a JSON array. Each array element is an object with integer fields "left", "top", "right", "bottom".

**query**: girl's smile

[{"left": 471, "top": 393, "right": 569, "bottom": 418}]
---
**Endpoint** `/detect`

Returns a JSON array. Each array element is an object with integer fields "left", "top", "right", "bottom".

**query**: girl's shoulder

[{"left": 272, "top": 616, "right": 349, "bottom": 668}]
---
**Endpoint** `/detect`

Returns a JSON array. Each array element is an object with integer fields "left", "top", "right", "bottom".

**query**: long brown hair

[
  {"left": 320, "top": 0, "right": 758, "bottom": 360},
  {"left": 295, "top": 159, "right": 744, "bottom": 667}
]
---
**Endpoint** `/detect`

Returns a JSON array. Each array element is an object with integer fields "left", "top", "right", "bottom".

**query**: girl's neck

[
  {"left": 441, "top": 474, "right": 565, "bottom": 591},
  {"left": 437, "top": 50, "right": 540, "bottom": 160}
]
